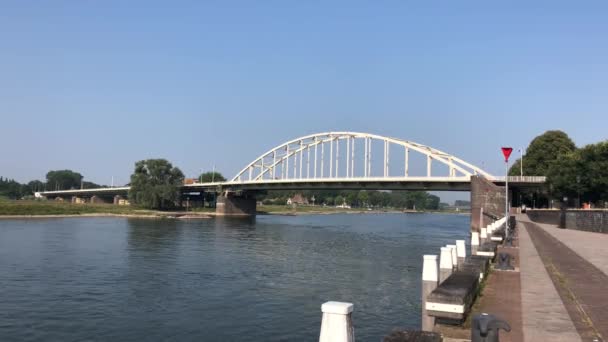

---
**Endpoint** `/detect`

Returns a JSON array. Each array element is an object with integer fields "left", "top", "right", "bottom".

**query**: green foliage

[
  {"left": 0, "top": 200, "right": 153, "bottom": 216},
  {"left": 0, "top": 177, "right": 25, "bottom": 199},
  {"left": 547, "top": 141, "right": 608, "bottom": 203},
  {"left": 199, "top": 171, "right": 226, "bottom": 183},
  {"left": 257, "top": 189, "right": 441, "bottom": 210},
  {"left": 46, "top": 170, "right": 84, "bottom": 190},
  {"left": 509, "top": 130, "right": 576, "bottom": 176},
  {"left": 129, "top": 159, "right": 185, "bottom": 210}
]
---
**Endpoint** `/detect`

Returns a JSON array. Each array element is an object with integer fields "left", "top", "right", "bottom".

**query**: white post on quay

[
  {"left": 447, "top": 244, "right": 458, "bottom": 269},
  {"left": 319, "top": 301, "right": 355, "bottom": 342},
  {"left": 471, "top": 232, "right": 480, "bottom": 255},
  {"left": 439, "top": 247, "right": 453, "bottom": 283},
  {"left": 456, "top": 240, "right": 466, "bottom": 266},
  {"left": 422, "top": 255, "right": 438, "bottom": 332}
]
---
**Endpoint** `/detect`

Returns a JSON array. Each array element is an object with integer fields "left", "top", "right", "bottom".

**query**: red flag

[{"left": 501, "top": 147, "right": 513, "bottom": 162}]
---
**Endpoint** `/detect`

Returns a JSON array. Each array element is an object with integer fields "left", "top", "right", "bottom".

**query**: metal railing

[{"left": 491, "top": 176, "right": 546, "bottom": 183}]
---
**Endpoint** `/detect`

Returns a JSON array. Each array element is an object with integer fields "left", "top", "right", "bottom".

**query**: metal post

[
  {"left": 321, "top": 141, "right": 325, "bottom": 178},
  {"left": 273, "top": 151, "right": 276, "bottom": 179},
  {"left": 449, "top": 157, "right": 455, "bottom": 177},
  {"left": 404, "top": 147, "right": 409, "bottom": 177},
  {"left": 386, "top": 141, "right": 390, "bottom": 177},
  {"left": 351, "top": 137, "right": 355, "bottom": 178},
  {"left": 329, "top": 137, "right": 333, "bottom": 178},
  {"left": 346, "top": 136, "right": 350, "bottom": 178},
  {"left": 286, "top": 145, "right": 290, "bottom": 179},
  {"left": 383, "top": 140, "right": 387, "bottom": 177},
  {"left": 368, "top": 138, "right": 372, "bottom": 177},
  {"left": 427, "top": 155, "right": 432, "bottom": 177},
  {"left": 261, "top": 155, "right": 264, "bottom": 180},
  {"left": 364, "top": 137, "right": 368, "bottom": 177},
  {"left": 299, "top": 141, "right": 303, "bottom": 179},
  {"left": 307, "top": 145, "right": 310, "bottom": 179},
  {"left": 336, "top": 137, "right": 339, "bottom": 178},
  {"left": 505, "top": 160, "right": 510, "bottom": 234},
  {"left": 314, "top": 139, "right": 318, "bottom": 179},
  {"left": 520, "top": 148, "right": 524, "bottom": 177}
]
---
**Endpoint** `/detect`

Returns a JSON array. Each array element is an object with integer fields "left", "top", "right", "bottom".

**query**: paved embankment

[
  {"left": 520, "top": 215, "right": 607, "bottom": 341},
  {"left": 518, "top": 219, "right": 583, "bottom": 342}
]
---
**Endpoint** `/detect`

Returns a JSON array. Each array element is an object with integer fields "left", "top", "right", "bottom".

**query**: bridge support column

[
  {"left": 215, "top": 192, "right": 257, "bottom": 217},
  {"left": 90, "top": 195, "right": 110, "bottom": 204}
]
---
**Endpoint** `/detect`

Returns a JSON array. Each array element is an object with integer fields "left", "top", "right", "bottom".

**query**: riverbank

[
  {"left": 0, "top": 200, "right": 214, "bottom": 219},
  {"left": 0, "top": 200, "right": 466, "bottom": 219}
]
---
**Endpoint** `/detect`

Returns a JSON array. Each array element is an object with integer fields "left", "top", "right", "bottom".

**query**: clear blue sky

[{"left": 1, "top": 2, "right": 607, "bottom": 202}]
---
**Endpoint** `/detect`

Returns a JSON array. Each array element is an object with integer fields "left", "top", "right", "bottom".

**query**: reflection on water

[{"left": 0, "top": 213, "right": 469, "bottom": 341}]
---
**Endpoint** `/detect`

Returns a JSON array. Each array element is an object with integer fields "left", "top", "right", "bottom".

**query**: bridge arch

[{"left": 231, "top": 132, "right": 492, "bottom": 182}]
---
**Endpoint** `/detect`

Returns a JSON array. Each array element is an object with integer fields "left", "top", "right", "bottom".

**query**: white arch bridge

[
  {"left": 184, "top": 132, "right": 544, "bottom": 192},
  {"left": 40, "top": 132, "right": 545, "bottom": 206}
]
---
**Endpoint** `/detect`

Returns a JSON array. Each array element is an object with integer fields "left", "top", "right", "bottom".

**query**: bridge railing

[{"left": 491, "top": 176, "right": 546, "bottom": 183}]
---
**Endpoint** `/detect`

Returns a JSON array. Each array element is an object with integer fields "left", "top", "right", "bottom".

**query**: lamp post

[{"left": 519, "top": 148, "right": 524, "bottom": 178}]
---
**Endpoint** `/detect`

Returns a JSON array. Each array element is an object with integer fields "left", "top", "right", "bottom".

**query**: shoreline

[{"left": 0, "top": 209, "right": 469, "bottom": 219}]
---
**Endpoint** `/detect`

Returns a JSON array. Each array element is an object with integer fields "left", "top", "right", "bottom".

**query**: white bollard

[
  {"left": 439, "top": 247, "right": 453, "bottom": 283},
  {"left": 447, "top": 244, "right": 458, "bottom": 269},
  {"left": 319, "top": 301, "right": 355, "bottom": 342},
  {"left": 421, "top": 255, "right": 438, "bottom": 331},
  {"left": 456, "top": 240, "right": 466, "bottom": 266},
  {"left": 471, "top": 232, "right": 480, "bottom": 255}
]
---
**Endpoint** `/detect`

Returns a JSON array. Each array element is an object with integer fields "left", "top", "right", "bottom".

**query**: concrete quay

[{"left": 471, "top": 215, "right": 607, "bottom": 342}]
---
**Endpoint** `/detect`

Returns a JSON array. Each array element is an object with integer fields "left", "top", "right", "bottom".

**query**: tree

[
  {"left": 358, "top": 190, "right": 369, "bottom": 207},
  {"left": 509, "top": 130, "right": 576, "bottom": 176},
  {"left": 46, "top": 170, "right": 83, "bottom": 190},
  {"left": 129, "top": 159, "right": 185, "bottom": 210},
  {"left": 334, "top": 195, "right": 345, "bottom": 206},
  {"left": 199, "top": 171, "right": 227, "bottom": 183},
  {"left": 426, "top": 194, "right": 440, "bottom": 210},
  {"left": 547, "top": 141, "right": 608, "bottom": 204},
  {"left": 578, "top": 141, "right": 608, "bottom": 203}
]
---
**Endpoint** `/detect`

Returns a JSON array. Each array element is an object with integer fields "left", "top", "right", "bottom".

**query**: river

[{"left": 0, "top": 213, "right": 469, "bottom": 341}]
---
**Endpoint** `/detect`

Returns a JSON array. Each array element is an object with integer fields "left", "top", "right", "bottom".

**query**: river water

[{"left": 0, "top": 213, "right": 469, "bottom": 341}]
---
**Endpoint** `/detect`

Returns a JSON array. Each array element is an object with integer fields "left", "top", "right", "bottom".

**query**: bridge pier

[
  {"left": 470, "top": 176, "right": 506, "bottom": 232},
  {"left": 215, "top": 192, "right": 257, "bottom": 217},
  {"left": 90, "top": 195, "right": 111, "bottom": 204}
]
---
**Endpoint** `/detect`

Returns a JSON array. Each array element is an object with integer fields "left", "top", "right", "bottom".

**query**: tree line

[
  {"left": 508, "top": 130, "right": 608, "bottom": 207},
  {"left": 0, "top": 170, "right": 102, "bottom": 200},
  {"left": 258, "top": 190, "right": 441, "bottom": 210}
]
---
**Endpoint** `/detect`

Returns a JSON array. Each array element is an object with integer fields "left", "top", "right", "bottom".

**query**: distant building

[
  {"left": 183, "top": 178, "right": 198, "bottom": 185},
  {"left": 287, "top": 193, "right": 309, "bottom": 205}
]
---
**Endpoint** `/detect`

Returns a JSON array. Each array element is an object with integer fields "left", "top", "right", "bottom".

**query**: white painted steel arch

[{"left": 231, "top": 132, "right": 493, "bottom": 182}]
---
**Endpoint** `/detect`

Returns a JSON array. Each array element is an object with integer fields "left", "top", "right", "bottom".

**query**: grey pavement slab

[
  {"left": 520, "top": 215, "right": 608, "bottom": 277},
  {"left": 519, "top": 221, "right": 582, "bottom": 342}
]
